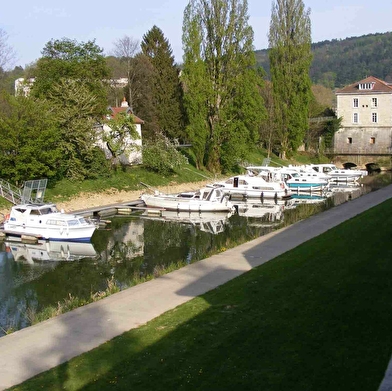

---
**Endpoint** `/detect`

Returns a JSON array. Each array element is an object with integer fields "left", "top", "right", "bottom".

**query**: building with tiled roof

[
  {"left": 333, "top": 76, "right": 392, "bottom": 165},
  {"left": 97, "top": 98, "right": 144, "bottom": 165}
]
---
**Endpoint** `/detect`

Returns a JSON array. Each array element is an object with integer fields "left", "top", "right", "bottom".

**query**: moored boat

[
  {"left": 208, "top": 174, "right": 291, "bottom": 200},
  {"left": 285, "top": 173, "right": 330, "bottom": 192},
  {"left": 140, "top": 187, "right": 234, "bottom": 212},
  {"left": 308, "top": 163, "right": 367, "bottom": 182},
  {"left": 1, "top": 203, "right": 97, "bottom": 242}
]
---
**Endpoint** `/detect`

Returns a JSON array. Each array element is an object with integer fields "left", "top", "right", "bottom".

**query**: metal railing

[
  {"left": 0, "top": 179, "right": 23, "bottom": 205},
  {"left": 0, "top": 178, "right": 48, "bottom": 205}
]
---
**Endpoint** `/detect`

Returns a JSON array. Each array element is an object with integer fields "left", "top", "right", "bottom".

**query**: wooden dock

[{"left": 72, "top": 200, "right": 163, "bottom": 219}]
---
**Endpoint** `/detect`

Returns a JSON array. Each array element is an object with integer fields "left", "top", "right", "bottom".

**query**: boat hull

[
  {"left": 140, "top": 194, "right": 233, "bottom": 212},
  {"left": 219, "top": 188, "right": 291, "bottom": 200},
  {"left": 287, "top": 183, "right": 327, "bottom": 191}
]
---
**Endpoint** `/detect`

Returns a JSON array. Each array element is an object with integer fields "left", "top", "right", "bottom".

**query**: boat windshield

[
  {"left": 39, "top": 207, "right": 55, "bottom": 215},
  {"left": 67, "top": 219, "right": 81, "bottom": 226}
]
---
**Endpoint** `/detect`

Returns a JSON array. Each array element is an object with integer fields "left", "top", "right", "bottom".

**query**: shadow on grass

[{"left": 7, "top": 185, "right": 392, "bottom": 390}]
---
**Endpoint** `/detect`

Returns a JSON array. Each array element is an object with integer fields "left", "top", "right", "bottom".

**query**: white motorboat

[
  {"left": 140, "top": 187, "right": 234, "bottom": 212},
  {"left": 309, "top": 164, "right": 367, "bottom": 182},
  {"left": 2, "top": 203, "right": 97, "bottom": 242},
  {"left": 5, "top": 240, "right": 97, "bottom": 263},
  {"left": 285, "top": 172, "right": 330, "bottom": 192},
  {"left": 208, "top": 174, "right": 291, "bottom": 200},
  {"left": 245, "top": 165, "right": 330, "bottom": 193}
]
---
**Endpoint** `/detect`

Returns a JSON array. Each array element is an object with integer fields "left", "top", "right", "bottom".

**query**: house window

[
  {"left": 353, "top": 98, "right": 359, "bottom": 108},
  {"left": 372, "top": 112, "right": 378, "bottom": 123},
  {"left": 353, "top": 113, "right": 358, "bottom": 123},
  {"left": 372, "top": 97, "right": 378, "bottom": 107},
  {"left": 347, "top": 137, "right": 353, "bottom": 144},
  {"left": 359, "top": 82, "right": 375, "bottom": 90},
  {"left": 370, "top": 137, "right": 376, "bottom": 144}
]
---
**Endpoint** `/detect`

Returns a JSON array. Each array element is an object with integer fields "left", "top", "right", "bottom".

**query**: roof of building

[
  {"left": 336, "top": 76, "right": 392, "bottom": 94},
  {"left": 107, "top": 99, "right": 144, "bottom": 124}
]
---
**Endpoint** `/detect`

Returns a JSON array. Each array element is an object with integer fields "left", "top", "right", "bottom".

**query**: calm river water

[{"left": 0, "top": 183, "right": 375, "bottom": 336}]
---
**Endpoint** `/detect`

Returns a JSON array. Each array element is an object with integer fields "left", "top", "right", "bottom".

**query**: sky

[{"left": 1, "top": 0, "right": 391, "bottom": 69}]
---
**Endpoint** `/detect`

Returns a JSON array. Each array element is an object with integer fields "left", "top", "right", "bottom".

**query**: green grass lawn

[{"left": 10, "top": 196, "right": 392, "bottom": 390}]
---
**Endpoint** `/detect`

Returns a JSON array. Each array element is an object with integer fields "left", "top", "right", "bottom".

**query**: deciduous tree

[
  {"left": 102, "top": 111, "right": 140, "bottom": 168},
  {"left": 0, "top": 28, "right": 16, "bottom": 72},
  {"left": 0, "top": 93, "right": 61, "bottom": 184},
  {"left": 111, "top": 36, "right": 140, "bottom": 110},
  {"left": 268, "top": 0, "right": 312, "bottom": 158},
  {"left": 31, "top": 38, "right": 110, "bottom": 114},
  {"left": 182, "top": 0, "right": 265, "bottom": 172},
  {"left": 46, "top": 79, "right": 105, "bottom": 180}
]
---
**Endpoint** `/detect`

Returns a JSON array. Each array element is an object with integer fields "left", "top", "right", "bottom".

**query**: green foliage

[
  {"left": 102, "top": 110, "right": 140, "bottom": 167},
  {"left": 256, "top": 32, "right": 392, "bottom": 88},
  {"left": 142, "top": 133, "right": 188, "bottom": 175},
  {"left": 31, "top": 38, "right": 110, "bottom": 113},
  {"left": 181, "top": 12, "right": 209, "bottom": 169},
  {"left": 130, "top": 53, "right": 157, "bottom": 139},
  {"left": 84, "top": 147, "right": 112, "bottom": 179},
  {"left": 0, "top": 93, "right": 62, "bottom": 184},
  {"left": 269, "top": 0, "right": 313, "bottom": 157},
  {"left": 322, "top": 116, "right": 342, "bottom": 148},
  {"left": 141, "top": 26, "right": 185, "bottom": 140},
  {"left": 46, "top": 79, "right": 106, "bottom": 180},
  {"left": 182, "top": 0, "right": 266, "bottom": 173}
]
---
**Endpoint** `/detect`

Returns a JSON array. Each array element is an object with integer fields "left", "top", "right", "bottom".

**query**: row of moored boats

[
  {"left": 140, "top": 163, "right": 368, "bottom": 213},
  {"left": 0, "top": 163, "right": 368, "bottom": 243}
]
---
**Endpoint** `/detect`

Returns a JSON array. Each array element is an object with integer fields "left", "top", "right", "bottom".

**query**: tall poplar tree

[
  {"left": 268, "top": 0, "right": 312, "bottom": 158},
  {"left": 182, "top": 0, "right": 265, "bottom": 172},
  {"left": 141, "top": 26, "right": 184, "bottom": 140}
]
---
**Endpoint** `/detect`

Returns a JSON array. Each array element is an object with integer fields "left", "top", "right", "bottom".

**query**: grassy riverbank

[{"left": 11, "top": 194, "right": 392, "bottom": 390}]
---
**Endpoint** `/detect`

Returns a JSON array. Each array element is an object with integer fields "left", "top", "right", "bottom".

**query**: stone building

[{"left": 334, "top": 76, "right": 392, "bottom": 166}]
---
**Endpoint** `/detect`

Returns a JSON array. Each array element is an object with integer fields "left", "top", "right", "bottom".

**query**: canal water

[{"left": 0, "top": 183, "right": 374, "bottom": 336}]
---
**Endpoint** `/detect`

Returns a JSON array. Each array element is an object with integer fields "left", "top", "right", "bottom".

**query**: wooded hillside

[{"left": 255, "top": 32, "right": 392, "bottom": 88}]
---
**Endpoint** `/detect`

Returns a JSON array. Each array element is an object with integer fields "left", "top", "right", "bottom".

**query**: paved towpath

[{"left": 1, "top": 185, "right": 392, "bottom": 390}]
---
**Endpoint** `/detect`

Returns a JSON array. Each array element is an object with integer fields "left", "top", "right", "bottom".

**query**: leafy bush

[
  {"left": 142, "top": 133, "right": 188, "bottom": 175},
  {"left": 84, "top": 147, "right": 112, "bottom": 179}
]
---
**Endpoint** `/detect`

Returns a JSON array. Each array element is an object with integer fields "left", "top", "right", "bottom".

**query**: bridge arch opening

[
  {"left": 342, "top": 162, "right": 357, "bottom": 169},
  {"left": 365, "top": 162, "right": 381, "bottom": 173}
]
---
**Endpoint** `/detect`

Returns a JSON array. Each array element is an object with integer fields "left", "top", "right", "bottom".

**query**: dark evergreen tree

[{"left": 141, "top": 26, "right": 184, "bottom": 141}]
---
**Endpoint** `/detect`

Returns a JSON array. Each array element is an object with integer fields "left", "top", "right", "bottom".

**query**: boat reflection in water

[
  {"left": 139, "top": 209, "right": 234, "bottom": 235},
  {"left": 233, "top": 199, "right": 290, "bottom": 227},
  {"left": 290, "top": 193, "right": 328, "bottom": 205},
  {"left": 4, "top": 240, "right": 98, "bottom": 264}
]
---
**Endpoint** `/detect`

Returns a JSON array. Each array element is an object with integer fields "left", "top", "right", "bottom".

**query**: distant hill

[{"left": 255, "top": 32, "right": 392, "bottom": 88}]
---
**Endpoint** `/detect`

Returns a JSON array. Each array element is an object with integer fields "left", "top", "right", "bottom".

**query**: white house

[{"left": 97, "top": 98, "right": 143, "bottom": 165}]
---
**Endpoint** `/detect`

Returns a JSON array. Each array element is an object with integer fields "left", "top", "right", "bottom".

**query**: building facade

[
  {"left": 334, "top": 76, "right": 392, "bottom": 165},
  {"left": 97, "top": 98, "right": 143, "bottom": 165}
]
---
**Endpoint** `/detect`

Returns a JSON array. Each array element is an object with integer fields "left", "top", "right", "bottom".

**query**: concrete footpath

[{"left": 1, "top": 185, "right": 392, "bottom": 390}]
